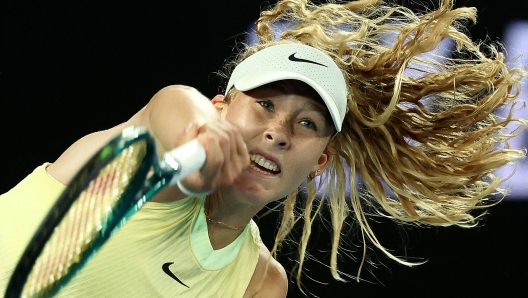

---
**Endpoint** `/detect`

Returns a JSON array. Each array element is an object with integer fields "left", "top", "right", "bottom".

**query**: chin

[
  {"left": 231, "top": 181, "right": 281, "bottom": 206},
  {"left": 232, "top": 173, "right": 302, "bottom": 205}
]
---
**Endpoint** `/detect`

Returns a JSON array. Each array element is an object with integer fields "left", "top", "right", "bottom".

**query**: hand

[{"left": 174, "top": 120, "right": 250, "bottom": 195}]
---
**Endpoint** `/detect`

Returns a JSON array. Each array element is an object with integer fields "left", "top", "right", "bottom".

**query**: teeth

[{"left": 250, "top": 154, "right": 279, "bottom": 172}]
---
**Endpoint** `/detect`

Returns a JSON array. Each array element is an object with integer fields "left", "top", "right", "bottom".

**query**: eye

[
  {"left": 299, "top": 119, "right": 318, "bottom": 131},
  {"left": 258, "top": 100, "right": 274, "bottom": 111}
]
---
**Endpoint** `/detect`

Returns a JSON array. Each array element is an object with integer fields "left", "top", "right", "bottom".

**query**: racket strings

[{"left": 22, "top": 142, "right": 147, "bottom": 298}]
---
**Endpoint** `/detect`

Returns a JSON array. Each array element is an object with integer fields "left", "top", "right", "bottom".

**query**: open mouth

[{"left": 249, "top": 154, "right": 281, "bottom": 175}]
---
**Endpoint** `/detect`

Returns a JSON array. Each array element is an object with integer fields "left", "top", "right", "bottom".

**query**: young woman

[{"left": 1, "top": 0, "right": 526, "bottom": 297}]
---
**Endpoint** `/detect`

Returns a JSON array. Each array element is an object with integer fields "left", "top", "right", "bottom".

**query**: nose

[{"left": 265, "top": 117, "right": 291, "bottom": 149}]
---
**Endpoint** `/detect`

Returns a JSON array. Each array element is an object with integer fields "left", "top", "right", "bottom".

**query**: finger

[
  {"left": 197, "top": 124, "right": 228, "bottom": 182},
  {"left": 221, "top": 123, "right": 248, "bottom": 184},
  {"left": 234, "top": 127, "right": 249, "bottom": 168},
  {"left": 217, "top": 122, "right": 237, "bottom": 180},
  {"left": 201, "top": 120, "right": 240, "bottom": 185}
]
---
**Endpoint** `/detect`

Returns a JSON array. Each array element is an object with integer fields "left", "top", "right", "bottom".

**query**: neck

[
  {"left": 204, "top": 187, "right": 270, "bottom": 249},
  {"left": 205, "top": 191, "right": 260, "bottom": 229},
  {"left": 204, "top": 192, "right": 254, "bottom": 250}
]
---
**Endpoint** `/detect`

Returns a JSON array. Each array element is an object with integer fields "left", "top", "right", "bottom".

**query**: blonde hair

[{"left": 222, "top": 0, "right": 527, "bottom": 292}]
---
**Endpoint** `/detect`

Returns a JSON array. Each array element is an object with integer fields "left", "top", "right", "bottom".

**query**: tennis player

[{"left": 1, "top": 0, "right": 526, "bottom": 297}]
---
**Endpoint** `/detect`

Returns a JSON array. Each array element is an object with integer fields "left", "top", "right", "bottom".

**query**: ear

[
  {"left": 310, "top": 146, "right": 333, "bottom": 177},
  {"left": 211, "top": 95, "right": 226, "bottom": 114}
]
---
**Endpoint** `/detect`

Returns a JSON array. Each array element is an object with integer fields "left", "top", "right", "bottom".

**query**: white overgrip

[{"left": 162, "top": 139, "right": 206, "bottom": 184}]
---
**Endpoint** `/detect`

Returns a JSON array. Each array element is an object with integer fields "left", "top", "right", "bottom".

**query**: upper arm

[
  {"left": 255, "top": 258, "right": 288, "bottom": 298},
  {"left": 245, "top": 244, "right": 288, "bottom": 298},
  {"left": 46, "top": 124, "right": 131, "bottom": 184},
  {"left": 47, "top": 85, "right": 218, "bottom": 185}
]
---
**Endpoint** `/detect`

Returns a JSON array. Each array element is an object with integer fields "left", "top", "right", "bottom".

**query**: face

[{"left": 212, "top": 82, "right": 334, "bottom": 207}]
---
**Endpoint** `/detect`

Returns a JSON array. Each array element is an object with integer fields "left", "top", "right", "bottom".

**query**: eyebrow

[
  {"left": 306, "top": 98, "right": 328, "bottom": 114},
  {"left": 263, "top": 82, "right": 333, "bottom": 125}
]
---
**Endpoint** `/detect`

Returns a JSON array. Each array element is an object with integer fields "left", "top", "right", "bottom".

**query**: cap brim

[{"left": 233, "top": 70, "right": 342, "bottom": 132}]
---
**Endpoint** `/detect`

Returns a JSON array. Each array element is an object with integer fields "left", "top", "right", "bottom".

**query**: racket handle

[{"left": 160, "top": 139, "right": 206, "bottom": 184}]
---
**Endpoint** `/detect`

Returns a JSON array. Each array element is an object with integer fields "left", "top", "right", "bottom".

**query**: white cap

[{"left": 225, "top": 44, "right": 347, "bottom": 132}]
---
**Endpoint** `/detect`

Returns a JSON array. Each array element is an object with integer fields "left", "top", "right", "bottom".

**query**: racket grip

[{"left": 160, "top": 139, "right": 206, "bottom": 184}]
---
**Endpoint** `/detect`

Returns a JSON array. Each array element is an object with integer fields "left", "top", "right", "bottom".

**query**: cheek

[
  {"left": 224, "top": 106, "right": 263, "bottom": 136},
  {"left": 288, "top": 150, "right": 321, "bottom": 177},
  {"left": 227, "top": 112, "right": 251, "bottom": 127},
  {"left": 286, "top": 146, "right": 328, "bottom": 179},
  {"left": 300, "top": 141, "right": 328, "bottom": 162}
]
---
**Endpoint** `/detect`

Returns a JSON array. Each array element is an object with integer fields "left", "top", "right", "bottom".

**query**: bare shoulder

[
  {"left": 145, "top": 84, "right": 215, "bottom": 116},
  {"left": 149, "top": 85, "right": 202, "bottom": 102},
  {"left": 142, "top": 84, "right": 217, "bottom": 125},
  {"left": 244, "top": 243, "right": 288, "bottom": 298},
  {"left": 143, "top": 84, "right": 218, "bottom": 150}
]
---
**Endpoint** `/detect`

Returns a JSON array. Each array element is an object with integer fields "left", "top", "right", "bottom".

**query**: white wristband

[{"left": 176, "top": 180, "right": 212, "bottom": 198}]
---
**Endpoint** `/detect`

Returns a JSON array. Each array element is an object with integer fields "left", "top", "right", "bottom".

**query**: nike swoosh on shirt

[
  {"left": 288, "top": 53, "right": 328, "bottom": 67},
  {"left": 162, "top": 262, "right": 189, "bottom": 288}
]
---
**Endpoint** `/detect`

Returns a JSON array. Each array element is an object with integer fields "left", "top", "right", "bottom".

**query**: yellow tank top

[{"left": 0, "top": 164, "right": 261, "bottom": 298}]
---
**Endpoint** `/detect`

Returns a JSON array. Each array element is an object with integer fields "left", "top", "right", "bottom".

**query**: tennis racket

[{"left": 4, "top": 125, "right": 206, "bottom": 298}]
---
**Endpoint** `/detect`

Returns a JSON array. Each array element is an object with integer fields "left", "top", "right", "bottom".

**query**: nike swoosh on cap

[
  {"left": 288, "top": 53, "right": 328, "bottom": 67},
  {"left": 162, "top": 262, "right": 189, "bottom": 288}
]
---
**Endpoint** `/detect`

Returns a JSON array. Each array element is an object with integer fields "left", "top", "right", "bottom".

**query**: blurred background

[{"left": 1, "top": 1, "right": 527, "bottom": 297}]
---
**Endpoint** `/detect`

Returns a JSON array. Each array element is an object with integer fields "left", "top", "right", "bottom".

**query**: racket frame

[{"left": 4, "top": 126, "right": 161, "bottom": 298}]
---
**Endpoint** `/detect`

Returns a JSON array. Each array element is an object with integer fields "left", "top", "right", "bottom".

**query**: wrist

[{"left": 176, "top": 180, "right": 212, "bottom": 197}]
